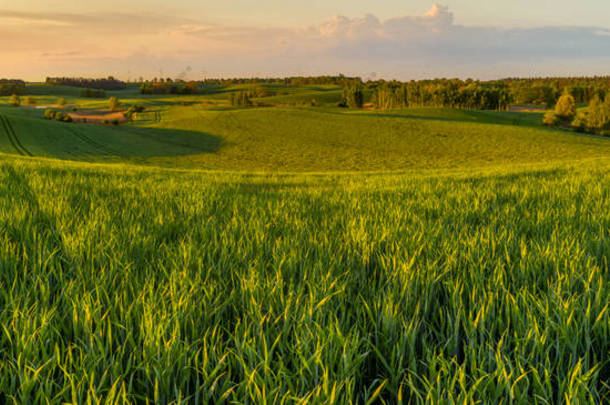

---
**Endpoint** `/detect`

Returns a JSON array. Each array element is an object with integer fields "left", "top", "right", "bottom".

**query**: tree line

[
  {"left": 45, "top": 77, "right": 127, "bottom": 90},
  {"left": 140, "top": 80, "right": 202, "bottom": 95},
  {"left": 369, "top": 79, "right": 512, "bottom": 111},
  {"left": 203, "top": 75, "right": 361, "bottom": 86},
  {"left": 0, "top": 79, "right": 26, "bottom": 96}
]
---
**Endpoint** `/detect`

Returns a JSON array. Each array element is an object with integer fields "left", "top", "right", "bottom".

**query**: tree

[
  {"left": 554, "top": 89, "right": 576, "bottom": 120},
  {"left": 9, "top": 94, "right": 20, "bottom": 107},
  {"left": 586, "top": 95, "right": 610, "bottom": 133},
  {"left": 342, "top": 84, "right": 364, "bottom": 109},
  {"left": 228, "top": 91, "right": 251, "bottom": 107},
  {"left": 109, "top": 97, "right": 121, "bottom": 111}
]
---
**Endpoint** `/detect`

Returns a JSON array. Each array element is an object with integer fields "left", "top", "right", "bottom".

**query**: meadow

[{"left": 0, "top": 83, "right": 608, "bottom": 403}]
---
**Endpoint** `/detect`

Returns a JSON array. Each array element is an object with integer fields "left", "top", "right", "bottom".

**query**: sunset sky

[{"left": 2, "top": 1, "right": 610, "bottom": 80}]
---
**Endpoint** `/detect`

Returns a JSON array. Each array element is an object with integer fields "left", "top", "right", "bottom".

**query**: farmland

[{"left": 0, "top": 83, "right": 608, "bottom": 403}]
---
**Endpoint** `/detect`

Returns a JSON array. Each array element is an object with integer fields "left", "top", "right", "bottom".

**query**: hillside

[
  {"left": 0, "top": 84, "right": 609, "bottom": 402},
  {"left": 1, "top": 89, "right": 610, "bottom": 171}
]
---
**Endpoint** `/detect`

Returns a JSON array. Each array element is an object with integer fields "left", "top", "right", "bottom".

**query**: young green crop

[
  {"left": 0, "top": 154, "right": 608, "bottom": 403},
  {"left": 0, "top": 84, "right": 608, "bottom": 402}
]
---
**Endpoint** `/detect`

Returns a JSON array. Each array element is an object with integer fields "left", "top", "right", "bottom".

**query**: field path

[
  {"left": 0, "top": 115, "right": 33, "bottom": 157},
  {"left": 65, "top": 127, "right": 120, "bottom": 156}
]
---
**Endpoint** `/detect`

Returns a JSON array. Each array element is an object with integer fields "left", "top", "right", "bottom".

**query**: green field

[{"left": 0, "top": 84, "right": 608, "bottom": 403}]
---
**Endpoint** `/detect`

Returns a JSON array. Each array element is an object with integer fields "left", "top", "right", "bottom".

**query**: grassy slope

[
  {"left": 0, "top": 154, "right": 608, "bottom": 402},
  {"left": 1, "top": 98, "right": 610, "bottom": 171},
  {"left": 0, "top": 85, "right": 608, "bottom": 401}
]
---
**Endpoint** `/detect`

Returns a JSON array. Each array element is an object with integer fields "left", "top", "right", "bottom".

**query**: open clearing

[{"left": 0, "top": 83, "right": 608, "bottom": 403}]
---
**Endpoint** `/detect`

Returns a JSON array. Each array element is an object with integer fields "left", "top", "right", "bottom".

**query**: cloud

[{"left": 1, "top": 4, "right": 610, "bottom": 80}]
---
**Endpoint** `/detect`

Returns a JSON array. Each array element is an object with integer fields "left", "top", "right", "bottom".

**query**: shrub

[
  {"left": 571, "top": 112, "right": 588, "bottom": 133},
  {"left": 129, "top": 104, "right": 145, "bottom": 113},
  {"left": 9, "top": 94, "right": 20, "bottom": 107},
  {"left": 24, "top": 96, "right": 36, "bottom": 106},
  {"left": 554, "top": 90, "right": 576, "bottom": 120},
  {"left": 45, "top": 109, "right": 72, "bottom": 123},
  {"left": 44, "top": 109, "right": 57, "bottom": 120},
  {"left": 109, "top": 97, "right": 121, "bottom": 111},
  {"left": 542, "top": 111, "right": 559, "bottom": 127},
  {"left": 54, "top": 111, "right": 73, "bottom": 122},
  {"left": 124, "top": 104, "right": 145, "bottom": 121},
  {"left": 112, "top": 119, "right": 119, "bottom": 126},
  {"left": 58, "top": 98, "right": 67, "bottom": 107}
]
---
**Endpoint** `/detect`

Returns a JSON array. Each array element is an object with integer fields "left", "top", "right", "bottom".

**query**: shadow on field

[
  {"left": 322, "top": 109, "right": 544, "bottom": 128},
  {"left": 118, "top": 125, "right": 223, "bottom": 155},
  {"left": 61, "top": 123, "right": 224, "bottom": 158},
  {"left": 1, "top": 165, "right": 70, "bottom": 305}
]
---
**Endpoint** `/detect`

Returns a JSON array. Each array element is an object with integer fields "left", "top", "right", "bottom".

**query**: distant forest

[
  {"left": 3, "top": 75, "right": 609, "bottom": 112},
  {"left": 139, "top": 75, "right": 610, "bottom": 111},
  {"left": 0, "top": 79, "right": 26, "bottom": 96},
  {"left": 45, "top": 77, "right": 127, "bottom": 91}
]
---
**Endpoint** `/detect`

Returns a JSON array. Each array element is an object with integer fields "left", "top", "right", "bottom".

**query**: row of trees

[
  {"left": 45, "top": 76, "right": 127, "bottom": 90},
  {"left": 0, "top": 79, "right": 26, "bottom": 96},
  {"left": 505, "top": 77, "right": 610, "bottom": 105},
  {"left": 203, "top": 75, "right": 362, "bottom": 87},
  {"left": 140, "top": 81, "right": 202, "bottom": 95},
  {"left": 369, "top": 80, "right": 511, "bottom": 110}
]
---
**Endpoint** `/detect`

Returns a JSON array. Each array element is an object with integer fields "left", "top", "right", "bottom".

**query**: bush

[
  {"left": 44, "top": 109, "right": 57, "bottom": 120},
  {"left": 124, "top": 104, "right": 145, "bottom": 121},
  {"left": 554, "top": 90, "right": 576, "bottom": 120},
  {"left": 109, "top": 97, "right": 121, "bottom": 111},
  {"left": 55, "top": 111, "right": 73, "bottom": 122},
  {"left": 129, "top": 104, "right": 145, "bottom": 113},
  {"left": 58, "top": 98, "right": 67, "bottom": 107},
  {"left": 571, "top": 112, "right": 588, "bottom": 133},
  {"left": 111, "top": 119, "right": 119, "bottom": 126},
  {"left": 44, "top": 109, "right": 72, "bottom": 123},
  {"left": 9, "top": 94, "right": 20, "bottom": 107},
  {"left": 24, "top": 96, "right": 36, "bottom": 106},
  {"left": 542, "top": 111, "right": 559, "bottom": 127}
]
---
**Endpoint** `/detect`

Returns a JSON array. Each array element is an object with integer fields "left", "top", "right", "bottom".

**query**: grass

[
  {"left": 2, "top": 96, "right": 610, "bottom": 171},
  {"left": 0, "top": 84, "right": 608, "bottom": 402},
  {"left": 0, "top": 155, "right": 608, "bottom": 403}
]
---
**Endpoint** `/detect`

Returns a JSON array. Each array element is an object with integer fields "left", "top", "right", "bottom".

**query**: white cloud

[{"left": 1, "top": 4, "right": 610, "bottom": 80}]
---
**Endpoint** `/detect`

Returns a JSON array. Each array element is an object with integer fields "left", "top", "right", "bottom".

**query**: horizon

[{"left": 3, "top": 2, "right": 610, "bottom": 81}]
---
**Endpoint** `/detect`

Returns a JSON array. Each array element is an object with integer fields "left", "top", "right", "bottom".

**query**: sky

[{"left": 2, "top": 1, "right": 610, "bottom": 80}]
